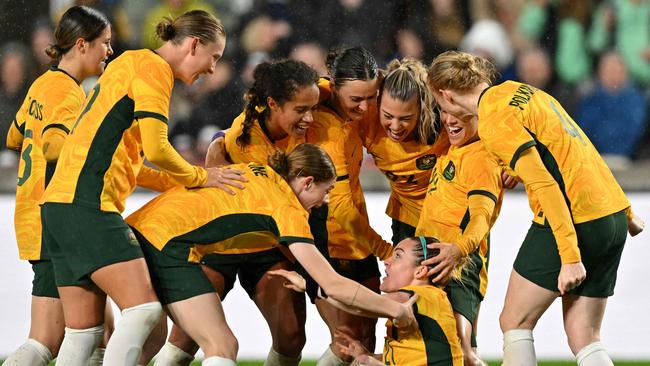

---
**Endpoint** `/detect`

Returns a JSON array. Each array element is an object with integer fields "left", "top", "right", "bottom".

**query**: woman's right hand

[
  {"left": 628, "top": 212, "right": 645, "bottom": 237},
  {"left": 203, "top": 167, "right": 247, "bottom": 194},
  {"left": 392, "top": 293, "right": 419, "bottom": 331}
]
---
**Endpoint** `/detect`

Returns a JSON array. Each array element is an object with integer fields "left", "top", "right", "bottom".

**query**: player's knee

[
  {"left": 499, "top": 310, "right": 536, "bottom": 332},
  {"left": 275, "top": 330, "right": 305, "bottom": 357}
]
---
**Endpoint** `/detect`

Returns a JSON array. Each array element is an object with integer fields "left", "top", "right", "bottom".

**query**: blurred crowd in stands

[{"left": 1, "top": 0, "right": 649, "bottom": 172}]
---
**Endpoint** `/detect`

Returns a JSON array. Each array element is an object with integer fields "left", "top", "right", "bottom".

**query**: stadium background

[{"left": 0, "top": 0, "right": 649, "bottom": 363}]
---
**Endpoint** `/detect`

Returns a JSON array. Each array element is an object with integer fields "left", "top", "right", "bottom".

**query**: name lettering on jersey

[
  {"left": 508, "top": 84, "right": 535, "bottom": 111},
  {"left": 442, "top": 161, "right": 456, "bottom": 181},
  {"left": 416, "top": 154, "right": 437, "bottom": 170},
  {"left": 28, "top": 97, "right": 44, "bottom": 121},
  {"left": 249, "top": 163, "right": 268, "bottom": 177}
]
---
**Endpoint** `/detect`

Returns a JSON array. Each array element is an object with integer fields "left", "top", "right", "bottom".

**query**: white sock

[
  {"left": 202, "top": 355, "right": 237, "bottom": 366},
  {"left": 103, "top": 301, "right": 162, "bottom": 366},
  {"left": 502, "top": 329, "right": 536, "bottom": 366},
  {"left": 316, "top": 347, "right": 348, "bottom": 366},
  {"left": 154, "top": 342, "right": 195, "bottom": 366},
  {"left": 57, "top": 325, "right": 105, "bottom": 366},
  {"left": 263, "top": 348, "right": 301, "bottom": 366},
  {"left": 3, "top": 338, "right": 52, "bottom": 366},
  {"left": 576, "top": 342, "right": 614, "bottom": 366},
  {"left": 87, "top": 347, "right": 105, "bottom": 366}
]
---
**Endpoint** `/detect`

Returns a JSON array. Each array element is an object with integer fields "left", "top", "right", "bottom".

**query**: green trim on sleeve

[
  {"left": 134, "top": 111, "right": 168, "bottom": 124},
  {"left": 468, "top": 189, "right": 498, "bottom": 204},
  {"left": 42, "top": 123, "right": 71, "bottom": 135},
  {"left": 14, "top": 119, "right": 25, "bottom": 135},
  {"left": 509, "top": 140, "right": 536, "bottom": 170},
  {"left": 281, "top": 236, "right": 315, "bottom": 246}
]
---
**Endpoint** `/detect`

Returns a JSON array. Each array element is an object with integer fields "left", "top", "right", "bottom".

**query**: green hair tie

[{"left": 419, "top": 236, "right": 428, "bottom": 260}]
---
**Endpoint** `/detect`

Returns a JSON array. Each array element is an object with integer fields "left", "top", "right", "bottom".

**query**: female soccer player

[
  {"left": 359, "top": 58, "right": 446, "bottom": 245},
  {"left": 426, "top": 50, "right": 644, "bottom": 365},
  {"left": 416, "top": 110, "right": 504, "bottom": 366},
  {"left": 39, "top": 10, "right": 245, "bottom": 365},
  {"left": 160, "top": 59, "right": 321, "bottom": 366},
  {"left": 4, "top": 6, "right": 114, "bottom": 365},
  {"left": 309, "top": 46, "right": 394, "bottom": 365},
  {"left": 125, "top": 143, "right": 419, "bottom": 366},
  {"left": 274, "top": 236, "right": 463, "bottom": 366}
]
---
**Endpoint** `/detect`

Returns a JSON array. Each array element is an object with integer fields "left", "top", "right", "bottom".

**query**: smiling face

[
  {"left": 82, "top": 25, "right": 113, "bottom": 77},
  {"left": 379, "top": 93, "right": 420, "bottom": 142},
  {"left": 291, "top": 177, "right": 335, "bottom": 212},
  {"left": 332, "top": 78, "right": 378, "bottom": 121},
  {"left": 380, "top": 238, "right": 422, "bottom": 292},
  {"left": 270, "top": 83, "right": 319, "bottom": 138},
  {"left": 180, "top": 35, "right": 226, "bottom": 84},
  {"left": 439, "top": 109, "right": 479, "bottom": 147}
]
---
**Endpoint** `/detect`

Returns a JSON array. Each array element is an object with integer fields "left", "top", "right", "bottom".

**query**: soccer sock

[
  {"left": 57, "top": 325, "right": 105, "bottom": 366},
  {"left": 316, "top": 347, "right": 348, "bottom": 366},
  {"left": 87, "top": 347, "right": 105, "bottom": 366},
  {"left": 103, "top": 301, "right": 162, "bottom": 366},
  {"left": 576, "top": 342, "right": 614, "bottom": 366},
  {"left": 502, "top": 329, "right": 536, "bottom": 366},
  {"left": 202, "top": 356, "right": 237, "bottom": 366},
  {"left": 263, "top": 348, "right": 301, "bottom": 366},
  {"left": 154, "top": 342, "right": 195, "bottom": 366},
  {"left": 2, "top": 338, "right": 52, "bottom": 366}
]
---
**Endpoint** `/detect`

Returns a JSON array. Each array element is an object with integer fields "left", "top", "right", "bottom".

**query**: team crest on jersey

[
  {"left": 442, "top": 161, "right": 456, "bottom": 181},
  {"left": 416, "top": 154, "right": 437, "bottom": 170},
  {"left": 125, "top": 228, "right": 139, "bottom": 247}
]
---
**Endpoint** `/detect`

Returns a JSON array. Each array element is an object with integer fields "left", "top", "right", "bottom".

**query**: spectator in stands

[
  {"left": 588, "top": 0, "right": 650, "bottom": 86},
  {"left": 30, "top": 18, "right": 55, "bottom": 74},
  {"left": 0, "top": 42, "right": 33, "bottom": 156},
  {"left": 577, "top": 51, "right": 648, "bottom": 168},
  {"left": 290, "top": 42, "right": 328, "bottom": 77}
]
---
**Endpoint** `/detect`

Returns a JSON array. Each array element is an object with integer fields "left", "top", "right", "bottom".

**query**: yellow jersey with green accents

[
  {"left": 6, "top": 68, "right": 85, "bottom": 260},
  {"left": 307, "top": 105, "right": 392, "bottom": 260},
  {"left": 42, "top": 49, "right": 173, "bottom": 213},
  {"left": 416, "top": 141, "right": 504, "bottom": 297},
  {"left": 478, "top": 81, "right": 630, "bottom": 263},
  {"left": 222, "top": 112, "right": 303, "bottom": 254},
  {"left": 383, "top": 285, "right": 463, "bottom": 366},
  {"left": 360, "top": 110, "right": 447, "bottom": 227},
  {"left": 224, "top": 112, "right": 304, "bottom": 164},
  {"left": 478, "top": 81, "right": 629, "bottom": 225},
  {"left": 126, "top": 163, "right": 313, "bottom": 260}
]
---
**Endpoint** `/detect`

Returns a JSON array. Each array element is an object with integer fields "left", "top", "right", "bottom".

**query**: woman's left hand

[
  {"left": 501, "top": 171, "right": 519, "bottom": 189},
  {"left": 421, "top": 242, "right": 462, "bottom": 284},
  {"left": 267, "top": 269, "right": 307, "bottom": 292}
]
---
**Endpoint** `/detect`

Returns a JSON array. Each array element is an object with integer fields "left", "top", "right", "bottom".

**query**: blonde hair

[
  {"left": 427, "top": 51, "right": 497, "bottom": 92},
  {"left": 381, "top": 58, "right": 438, "bottom": 145},
  {"left": 155, "top": 10, "right": 225, "bottom": 45}
]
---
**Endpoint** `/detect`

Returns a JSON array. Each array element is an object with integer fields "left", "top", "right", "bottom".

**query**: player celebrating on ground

[
  {"left": 4, "top": 6, "right": 114, "bottom": 365},
  {"left": 417, "top": 110, "right": 505, "bottom": 366},
  {"left": 427, "top": 50, "right": 644, "bottom": 366},
  {"left": 39, "top": 10, "right": 245, "bottom": 365}
]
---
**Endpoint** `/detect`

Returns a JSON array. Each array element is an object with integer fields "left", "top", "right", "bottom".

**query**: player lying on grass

[{"left": 271, "top": 236, "right": 464, "bottom": 366}]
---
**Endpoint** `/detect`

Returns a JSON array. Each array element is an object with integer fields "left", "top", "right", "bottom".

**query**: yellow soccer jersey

[
  {"left": 478, "top": 81, "right": 630, "bottom": 262},
  {"left": 224, "top": 112, "right": 304, "bottom": 164},
  {"left": 126, "top": 163, "right": 313, "bottom": 259},
  {"left": 360, "top": 110, "right": 448, "bottom": 227},
  {"left": 416, "top": 141, "right": 504, "bottom": 297},
  {"left": 42, "top": 49, "right": 180, "bottom": 213},
  {"left": 6, "top": 68, "right": 85, "bottom": 260},
  {"left": 222, "top": 112, "right": 303, "bottom": 254},
  {"left": 307, "top": 105, "right": 393, "bottom": 260},
  {"left": 383, "top": 285, "right": 463, "bottom": 366}
]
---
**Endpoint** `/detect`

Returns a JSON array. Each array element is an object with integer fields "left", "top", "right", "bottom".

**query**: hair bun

[{"left": 155, "top": 18, "right": 176, "bottom": 41}]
